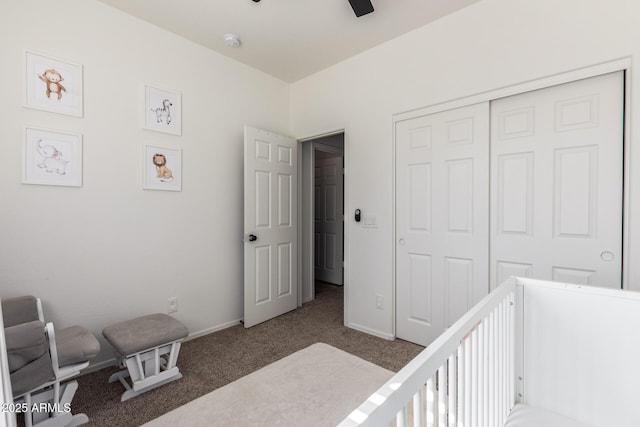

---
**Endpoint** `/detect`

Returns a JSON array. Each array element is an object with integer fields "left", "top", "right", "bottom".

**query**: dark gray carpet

[{"left": 73, "top": 282, "right": 424, "bottom": 426}]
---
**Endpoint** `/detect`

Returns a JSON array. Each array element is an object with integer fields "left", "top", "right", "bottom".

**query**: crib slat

[
  {"left": 502, "top": 297, "right": 509, "bottom": 423},
  {"left": 498, "top": 306, "right": 502, "bottom": 424},
  {"left": 437, "top": 365, "right": 446, "bottom": 426},
  {"left": 479, "top": 323, "right": 485, "bottom": 427},
  {"left": 466, "top": 332, "right": 474, "bottom": 427},
  {"left": 456, "top": 345, "right": 464, "bottom": 427},
  {"left": 471, "top": 329, "right": 479, "bottom": 426},
  {"left": 509, "top": 293, "right": 515, "bottom": 413},
  {"left": 396, "top": 405, "right": 407, "bottom": 427},
  {"left": 447, "top": 354, "right": 456, "bottom": 427},
  {"left": 485, "top": 317, "right": 491, "bottom": 427},
  {"left": 426, "top": 377, "right": 435, "bottom": 427},
  {"left": 485, "top": 320, "right": 490, "bottom": 427},
  {"left": 413, "top": 388, "right": 425, "bottom": 427},
  {"left": 493, "top": 311, "right": 498, "bottom": 427}
]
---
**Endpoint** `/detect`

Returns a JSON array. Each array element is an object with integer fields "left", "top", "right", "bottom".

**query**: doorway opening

[{"left": 298, "top": 131, "right": 345, "bottom": 307}]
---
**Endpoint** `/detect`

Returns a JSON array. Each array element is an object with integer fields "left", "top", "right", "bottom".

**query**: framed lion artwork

[{"left": 143, "top": 144, "right": 182, "bottom": 191}]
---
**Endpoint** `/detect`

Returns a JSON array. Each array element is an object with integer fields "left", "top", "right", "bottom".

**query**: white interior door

[
  {"left": 244, "top": 125, "right": 297, "bottom": 328},
  {"left": 491, "top": 72, "right": 623, "bottom": 288},
  {"left": 396, "top": 102, "right": 490, "bottom": 346},
  {"left": 314, "top": 153, "right": 344, "bottom": 285}
]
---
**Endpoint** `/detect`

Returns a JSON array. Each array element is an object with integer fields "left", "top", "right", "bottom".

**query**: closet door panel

[
  {"left": 396, "top": 103, "right": 489, "bottom": 346},
  {"left": 490, "top": 72, "right": 624, "bottom": 289}
]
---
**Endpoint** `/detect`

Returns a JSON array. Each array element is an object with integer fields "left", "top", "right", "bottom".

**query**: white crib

[{"left": 340, "top": 277, "right": 640, "bottom": 427}]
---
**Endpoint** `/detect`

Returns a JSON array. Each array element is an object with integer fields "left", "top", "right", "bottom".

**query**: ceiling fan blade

[{"left": 348, "top": 0, "right": 374, "bottom": 17}]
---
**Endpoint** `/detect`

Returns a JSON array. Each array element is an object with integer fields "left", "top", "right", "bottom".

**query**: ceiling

[{"left": 97, "top": 0, "right": 481, "bottom": 83}]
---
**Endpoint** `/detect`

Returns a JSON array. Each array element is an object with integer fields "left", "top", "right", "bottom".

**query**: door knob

[{"left": 248, "top": 234, "right": 257, "bottom": 242}]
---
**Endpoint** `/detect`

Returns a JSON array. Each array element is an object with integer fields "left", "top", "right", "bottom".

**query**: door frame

[
  {"left": 392, "top": 57, "right": 632, "bottom": 337},
  {"left": 297, "top": 128, "right": 349, "bottom": 322}
]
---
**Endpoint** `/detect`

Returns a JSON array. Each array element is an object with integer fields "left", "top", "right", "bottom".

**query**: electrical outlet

[
  {"left": 376, "top": 294, "right": 384, "bottom": 310},
  {"left": 167, "top": 297, "right": 178, "bottom": 313}
]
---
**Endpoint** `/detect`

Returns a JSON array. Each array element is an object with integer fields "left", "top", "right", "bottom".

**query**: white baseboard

[
  {"left": 185, "top": 319, "right": 242, "bottom": 341},
  {"left": 82, "top": 358, "right": 116, "bottom": 374},
  {"left": 346, "top": 322, "right": 395, "bottom": 341}
]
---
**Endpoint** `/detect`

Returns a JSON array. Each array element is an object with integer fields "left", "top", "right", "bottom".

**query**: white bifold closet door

[
  {"left": 490, "top": 71, "right": 623, "bottom": 289},
  {"left": 396, "top": 103, "right": 490, "bottom": 346}
]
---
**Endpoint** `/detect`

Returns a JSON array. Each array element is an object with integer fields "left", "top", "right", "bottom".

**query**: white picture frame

[
  {"left": 143, "top": 144, "right": 182, "bottom": 191},
  {"left": 142, "top": 83, "right": 182, "bottom": 136},
  {"left": 24, "top": 50, "right": 83, "bottom": 117},
  {"left": 23, "top": 126, "right": 83, "bottom": 187}
]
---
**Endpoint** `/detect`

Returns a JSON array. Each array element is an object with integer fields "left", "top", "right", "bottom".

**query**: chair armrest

[{"left": 46, "top": 323, "right": 100, "bottom": 380}]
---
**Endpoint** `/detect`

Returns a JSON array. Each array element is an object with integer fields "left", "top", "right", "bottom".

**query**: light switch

[{"left": 363, "top": 214, "right": 378, "bottom": 228}]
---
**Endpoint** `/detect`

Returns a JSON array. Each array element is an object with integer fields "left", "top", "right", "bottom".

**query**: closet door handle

[{"left": 601, "top": 251, "right": 614, "bottom": 262}]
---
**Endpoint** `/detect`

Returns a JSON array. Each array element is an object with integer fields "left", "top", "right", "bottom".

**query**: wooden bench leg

[{"left": 108, "top": 340, "right": 184, "bottom": 401}]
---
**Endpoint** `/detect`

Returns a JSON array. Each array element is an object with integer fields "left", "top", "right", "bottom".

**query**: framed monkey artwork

[{"left": 24, "top": 50, "right": 83, "bottom": 117}]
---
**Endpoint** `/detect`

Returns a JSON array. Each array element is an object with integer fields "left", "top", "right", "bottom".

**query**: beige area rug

[{"left": 142, "top": 342, "right": 393, "bottom": 427}]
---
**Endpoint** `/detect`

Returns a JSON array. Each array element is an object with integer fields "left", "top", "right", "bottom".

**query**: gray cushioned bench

[{"left": 103, "top": 313, "right": 188, "bottom": 401}]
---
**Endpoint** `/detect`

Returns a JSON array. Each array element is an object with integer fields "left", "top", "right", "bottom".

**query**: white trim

[
  {"left": 394, "top": 57, "right": 631, "bottom": 123},
  {"left": 185, "top": 319, "right": 243, "bottom": 341},
  {"left": 346, "top": 321, "right": 395, "bottom": 341},
  {"left": 314, "top": 141, "right": 344, "bottom": 156},
  {"left": 622, "top": 68, "right": 632, "bottom": 290},
  {"left": 297, "top": 128, "right": 346, "bottom": 142},
  {"left": 392, "top": 58, "right": 632, "bottom": 341},
  {"left": 81, "top": 358, "right": 116, "bottom": 375},
  {"left": 517, "top": 276, "right": 640, "bottom": 300},
  {"left": 391, "top": 117, "right": 398, "bottom": 339},
  {"left": 297, "top": 143, "right": 304, "bottom": 307},
  {"left": 343, "top": 130, "right": 351, "bottom": 327}
]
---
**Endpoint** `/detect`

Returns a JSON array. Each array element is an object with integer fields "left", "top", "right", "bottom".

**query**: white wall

[
  {"left": 0, "top": 0, "right": 290, "bottom": 365},
  {"left": 290, "top": 0, "right": 640, "bottom": 338},
  {"left": 4, "top": 0, "right": 640, "bottom": 365}
]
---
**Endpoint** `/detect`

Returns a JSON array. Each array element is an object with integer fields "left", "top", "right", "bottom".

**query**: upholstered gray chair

[{"left": 2, "top": 296, "right": 100, "bottom": 427}]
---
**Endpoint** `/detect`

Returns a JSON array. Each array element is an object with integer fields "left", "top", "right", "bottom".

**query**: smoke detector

[{"left": 223, "top": 34, "right": 241, "bottom": 48}]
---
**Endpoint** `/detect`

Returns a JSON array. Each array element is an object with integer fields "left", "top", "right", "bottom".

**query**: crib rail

[{"left": 340, "top": 280, "right": 517, "bottom": 427}]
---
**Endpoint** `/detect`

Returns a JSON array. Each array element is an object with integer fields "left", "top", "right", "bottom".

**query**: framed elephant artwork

[
  {"left": 24, "top": 50, "right": 83, "bottom": 117},
  {"left": 143, "top": 144, "right": 182, "bottom": 191},
  {"left": 23, "top": 127, "right": 83, "bottom": 187},
  {"left": 142, "top": 84, "right": 182, "bottom": 136}
]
